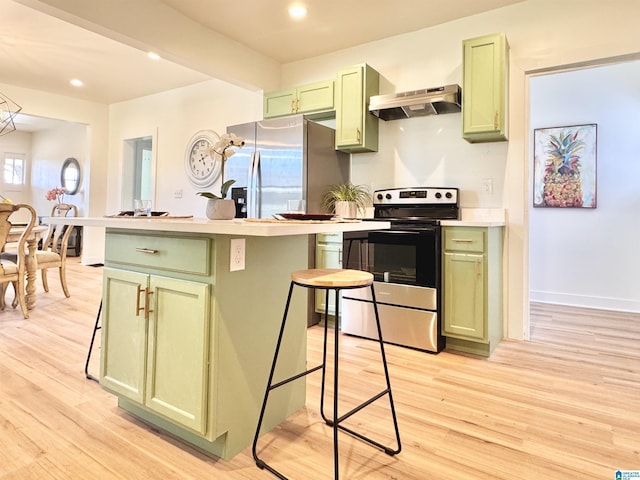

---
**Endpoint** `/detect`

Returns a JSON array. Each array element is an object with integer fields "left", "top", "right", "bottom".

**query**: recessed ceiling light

[
  {"left": 147, "top": 51, "right": 161, "bottom": 61},
  {"left": 288, "top": 4, "right": 307, "bottom": 19},
  {"left": 70, "top": 79, "right": 83, "bottom": 87}
]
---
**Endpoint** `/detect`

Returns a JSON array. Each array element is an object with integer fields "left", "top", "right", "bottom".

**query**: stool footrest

[
  {"left": 335, "top": 423, "right": 401, "bottom": 456},
  {"left": 333, "top": 388, "right": 390, "bottom": 426},
  {"left": 268, "top": 363, "right": 323, "bottom": 391}
]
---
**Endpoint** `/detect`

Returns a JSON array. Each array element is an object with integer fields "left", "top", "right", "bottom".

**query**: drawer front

[
  {"left": 106, "top": 232, "right": 211, "bottom": 275},
  {"left": 316, "top": 232, "right": 343, "bottom": 244},
  {"left": 444, "top": 228, "right": 485, "bottom": 253}
]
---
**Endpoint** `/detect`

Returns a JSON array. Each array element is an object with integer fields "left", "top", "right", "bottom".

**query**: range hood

[{"left": 369, "top": 84, "right": 461, "bottom": 121}]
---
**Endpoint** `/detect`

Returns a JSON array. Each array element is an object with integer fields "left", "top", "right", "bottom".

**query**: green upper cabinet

[
  {"left": 335, "top": 64, "right": 379, "bottom": 153},
  {"left": 264, "top": 80, "right": 334, "bottom": 118},
  {"left": 462, "top": 33, "right": 509, "bottom": 143}
]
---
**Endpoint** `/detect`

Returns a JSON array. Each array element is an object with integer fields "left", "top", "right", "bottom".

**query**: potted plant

[
  {"left": 196, "top": 133, "right": 244, "bottom": 220},
  {"left": 322, "top": 183, "right": 372, "bottom": 218}
]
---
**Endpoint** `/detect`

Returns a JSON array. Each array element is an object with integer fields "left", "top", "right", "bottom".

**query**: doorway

[{"left": 528, "top": 60, "right": 640, "bottom": 342}]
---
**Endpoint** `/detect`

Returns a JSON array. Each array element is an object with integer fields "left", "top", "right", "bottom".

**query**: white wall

[
  {"left": 529, "top": 61, "right": 640, "bottom": 312},
  {"left": 107, "top": 79, "right": 263, "bottom": 218},
  {"left": 30, "top": 122, "right": 88, "bottom": 218}
]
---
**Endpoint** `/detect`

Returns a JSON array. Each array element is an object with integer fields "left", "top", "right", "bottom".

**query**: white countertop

[
  {"left": 47, "top": 216, "right": 390, "bottom": 237},
  {"left": 440, "top": 208, "right": 506, "bottom": 227}
]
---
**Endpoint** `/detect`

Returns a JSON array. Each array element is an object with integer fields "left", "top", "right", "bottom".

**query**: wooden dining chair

[
  {"left": 36, "top": 203, "right": 78, "bottom": 297},
  {"left": 0, "top": 203, "right": 36, "bottom": 319}
]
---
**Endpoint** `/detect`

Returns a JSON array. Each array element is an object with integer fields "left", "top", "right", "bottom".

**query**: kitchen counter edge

[
  {"left": 45, "top": 216, "right": 391, "bottom": 237},
  {"left": 440, "top": 220, "right": 506, "bottom": 227}
]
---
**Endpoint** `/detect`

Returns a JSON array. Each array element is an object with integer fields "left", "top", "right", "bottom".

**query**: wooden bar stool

[{"left": 252, "top": 268, "right": 402, "bottom": 479}]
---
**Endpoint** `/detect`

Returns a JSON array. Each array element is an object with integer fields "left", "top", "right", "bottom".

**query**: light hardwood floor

[{"left": 1, "top": 260, "right": 638, "bottom": 479}]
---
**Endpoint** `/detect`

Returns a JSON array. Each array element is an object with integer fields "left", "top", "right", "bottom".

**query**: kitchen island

[{"left": 50, "top": 216, "right": 388, "bottom": 460}]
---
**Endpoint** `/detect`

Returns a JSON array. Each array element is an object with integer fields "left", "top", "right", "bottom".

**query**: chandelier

[{"left": 0, "top": 92, "right": 22, "bottom": 136}]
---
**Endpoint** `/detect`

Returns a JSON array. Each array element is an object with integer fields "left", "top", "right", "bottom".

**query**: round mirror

[{"left": 60, "top": 157, "right": 81, "bottom": 195}]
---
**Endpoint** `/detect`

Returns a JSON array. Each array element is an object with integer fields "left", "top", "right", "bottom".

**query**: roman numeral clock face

[{"left": 184, "top": 130, "right": 222, "bottom": 187}]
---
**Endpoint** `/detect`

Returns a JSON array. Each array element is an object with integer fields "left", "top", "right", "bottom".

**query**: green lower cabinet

[
  {"left": 101, "top": 267, "right": 210, "bottom": 435},
  {"left": 101, "top": 268, "right": 148, "bottom": 403},
  {"left": 145, "top": 275, "right": 210, "bottom": 434},
  {"left": 442, "top": 226, "right": 503, "bottom": 356},
  {"left": 443, "top": 252, "right": 485, "bottom": 339}
]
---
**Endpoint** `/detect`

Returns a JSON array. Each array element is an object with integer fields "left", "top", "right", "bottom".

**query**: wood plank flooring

[{"left": 1, "top": 261, "right": 638, "bottom": 479}]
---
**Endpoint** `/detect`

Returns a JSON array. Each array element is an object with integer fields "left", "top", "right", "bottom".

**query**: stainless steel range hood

[{"left": 369, "top": 84, "right": 461, "bottom": 121}]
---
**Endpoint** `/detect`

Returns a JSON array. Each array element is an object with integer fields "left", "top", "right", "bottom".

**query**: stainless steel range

[{"left": 341, "top": 187, "right": 459, "bottom": 353}]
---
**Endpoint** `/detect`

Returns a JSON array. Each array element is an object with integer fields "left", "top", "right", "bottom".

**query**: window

[{"left": 4, "top": 153, "right": 25, "bottom": 188}]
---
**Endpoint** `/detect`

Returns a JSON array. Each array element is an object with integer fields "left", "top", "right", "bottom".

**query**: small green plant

[
  {"left": 322, "top": 183, "right": 371, "bottom": 213},
  {"left": 196, "top": 180, "right": 235, "bottom": 200}
]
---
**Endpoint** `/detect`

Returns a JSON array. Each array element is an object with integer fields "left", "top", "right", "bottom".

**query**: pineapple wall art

[{"left": 533, "top": 124, "right": 597, "bottom": 208}]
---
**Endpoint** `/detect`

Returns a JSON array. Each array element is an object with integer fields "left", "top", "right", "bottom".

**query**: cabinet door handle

[
  {"left": 494, "top": 111, "right": 499, "bottom": 130},
  {"left": 452, "top": 238, "right": 473, "bottom": 243},
  {"left": 291, "top": 99, "right": 296, "bottom": 112},
  {"left": 475, "top": 258, "right": 482, "bottom": 278},
  {"left": 144, "top": 288, "right": 154, "bottom": 320},
  {"left": 136, "top": 247, "right": 158, "bottom": 254},
  {"left": 356, "top": 128, "right": 361, "bottom": 143},
  {"left": 135, "top": 284, "right": 145, "bottom": 317}
]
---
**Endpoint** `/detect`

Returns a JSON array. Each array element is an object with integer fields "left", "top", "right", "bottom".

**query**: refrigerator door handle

[
  {"left": 254, "top": 150, "right": 261, "bottom": 217},
  {"left": 247, "top": 150, "right": 260, "bottom": 217}
]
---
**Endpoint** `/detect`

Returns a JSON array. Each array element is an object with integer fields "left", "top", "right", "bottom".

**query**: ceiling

[{"left": 1, "top": 0, "right": 523, "bottom": 130}]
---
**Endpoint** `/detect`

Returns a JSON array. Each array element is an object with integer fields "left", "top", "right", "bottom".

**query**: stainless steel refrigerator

[{"left": 226, "top": 115, "right": 349, "bottom": 218}]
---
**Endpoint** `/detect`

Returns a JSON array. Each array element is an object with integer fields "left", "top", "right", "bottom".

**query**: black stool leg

[
  {"left": 84, "top": 299, "right": 102, "bottom": 382},
  {"left": 319, "top": 287, "right": 331, "bottom": 424},
  {"left": 369, "top": 284, "right": 402, "bottom": 455}
]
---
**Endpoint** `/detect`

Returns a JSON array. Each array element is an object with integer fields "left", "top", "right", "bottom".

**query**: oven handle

[{"left": 368, "top": 228, "right": 437, "bottom": 245}]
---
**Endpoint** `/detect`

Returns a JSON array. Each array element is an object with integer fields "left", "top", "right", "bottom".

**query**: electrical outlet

[
  {"left": 230, "top": 238, "right": 245, "bottom": 272},
  {"left": 481, "top": 178, "right": 493, "bottom": 194},
  {"left": 174, "top": 189, "right": 183, "bottom": 199}
]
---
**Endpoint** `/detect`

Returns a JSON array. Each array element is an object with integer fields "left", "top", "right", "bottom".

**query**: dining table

[{"left": 7, "top": 225, "right": 48, "bottom": 310}]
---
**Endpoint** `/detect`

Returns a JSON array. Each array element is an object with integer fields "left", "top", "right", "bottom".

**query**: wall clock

[{"left": 184, "top": 130, "right": 222, "bottom": 188}]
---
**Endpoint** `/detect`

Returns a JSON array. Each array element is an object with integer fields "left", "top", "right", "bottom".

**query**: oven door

[{"left": 367, "top": 227, "right": 439, "bottom": 288}]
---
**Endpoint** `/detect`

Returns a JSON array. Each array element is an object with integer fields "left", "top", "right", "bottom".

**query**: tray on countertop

[
  {"left": 245, "top": 217, "right": 361, "bottom": 224},
  {"left": 105, "top": 211, "right": 193, "bottom": 219}
]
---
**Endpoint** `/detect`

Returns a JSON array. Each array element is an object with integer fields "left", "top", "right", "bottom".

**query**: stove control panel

[{"left": 373, "top": 187, "right": 458, "bottom": 205}]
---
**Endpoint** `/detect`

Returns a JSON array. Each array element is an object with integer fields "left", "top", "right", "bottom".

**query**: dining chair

[
  {"left": 36, "top": 203, "right": 78, "bottom": 297},
  {"left": 0, "top": 203, "right": 36, "bottom": 319}
]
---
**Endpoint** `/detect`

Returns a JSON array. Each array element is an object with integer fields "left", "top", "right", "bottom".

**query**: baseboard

[{"left": 530, "top": 290, "right": 640, "bottom": 313}]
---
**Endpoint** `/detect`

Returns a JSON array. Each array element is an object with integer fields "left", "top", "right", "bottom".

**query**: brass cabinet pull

[
  {"left": 452, "top": 238, "right": 473, "bottom": 243},
  {"left": 144, "top": 288, "right": 154, "bottom": 320},
  {"left": 356, "top": 128, "right": 361, "bottom": 143},
  {"left": 135, "top": 284, "right": 145, "bottom": 316},
  {"left": 475, "top": 258, "right": 482, "bottom": 278},
  {"left": 291, "top": 99, "right": 296, "bottom": 112},
  {"left": 494, "top": 111, "right": 499, "bottom": 130},
  {"left": 135, "top": 247, "right": 158, "bottom": 254}
]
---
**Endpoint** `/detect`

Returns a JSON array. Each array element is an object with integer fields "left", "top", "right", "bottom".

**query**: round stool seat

[{"left": 291, "top": 268, "right": 373, "bottom": 288}]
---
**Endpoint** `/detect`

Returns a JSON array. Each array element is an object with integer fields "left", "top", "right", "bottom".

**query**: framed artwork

[{"left": 533, "top": 123, "right": 597, "bottom": 208}]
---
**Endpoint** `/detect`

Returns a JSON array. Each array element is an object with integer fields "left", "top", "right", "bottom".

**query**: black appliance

[{"left": 341, "top": 187, "right": 459, "bottom": 353}]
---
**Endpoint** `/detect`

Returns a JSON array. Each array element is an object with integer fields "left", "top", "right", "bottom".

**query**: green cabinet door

[
  {"left": 335, "top": 64, "right": 379, "bottom": 153},
  {"left": 145, "top": 275, "right": 210, "bottom": 434},
  {"left": 264, "top": 89, "right": 297, "bottom": 118},
  {"left": 101, "top": 267, "right": 148, "bottom": 403},
  {"left": 297, "top": 80, "right": 334, "bottom": 114},
  {"left": 264, "top": 80, "right": 334, "bottom": 118},
  {"left": 462, "top": 33, "right": 509, "bottom": 143},
  {"left": 443, "top": 252, "right": 485, "bottom": 340}
]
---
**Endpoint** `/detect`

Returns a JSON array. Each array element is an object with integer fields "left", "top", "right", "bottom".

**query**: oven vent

[{"left": 369, "top": 84, "right": 461, "bottom": 121}]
